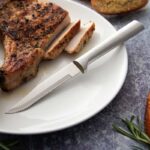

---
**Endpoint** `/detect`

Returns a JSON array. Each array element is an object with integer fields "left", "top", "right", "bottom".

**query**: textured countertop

[{"left": 0, "top": 1, "right": 150, "bottom": 150}]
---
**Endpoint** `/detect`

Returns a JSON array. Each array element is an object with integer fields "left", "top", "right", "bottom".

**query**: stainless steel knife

[{"left": 6, "top": 20, "right": 144, "bottom": 114}]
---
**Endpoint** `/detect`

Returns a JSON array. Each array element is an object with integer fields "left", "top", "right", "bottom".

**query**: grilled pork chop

[{"left": 0, "top": 1, "right": 71, "bottom": 91}]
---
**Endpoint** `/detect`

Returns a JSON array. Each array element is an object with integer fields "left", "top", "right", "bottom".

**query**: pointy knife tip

[
  {"left": 5, "top": 110, "right": 19, "bottom": 114},
  {"left": 5, "top": 112, "right": 16, "bottom": 114},
  {"left": 5, "top": 107, "right": 24, "bottom": 114},
  {"left": 5, "top": 101, "right": 32, "bottom": 114}
]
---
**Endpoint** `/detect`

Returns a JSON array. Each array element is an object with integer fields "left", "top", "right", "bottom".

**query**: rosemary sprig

[
  {"left": 0, "top": 140, "right": 19, "bottom": 150},
  {"left": 132, "top": 145, "right": 145, "bottom": 150},
  {"left": 113, "top": 115, "right": 150, "bottom": 149},
  {"left": 0, "top": 143, "right": 9, "bottom": 150}
]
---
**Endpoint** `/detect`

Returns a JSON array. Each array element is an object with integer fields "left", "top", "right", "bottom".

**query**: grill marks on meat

[
  {"left": 0, "top": 0, "right": 38, "bottom": 39},
  {"left": 0, "top": 0, "right": 10, "bottom": 9},
  {"left": 0, "top": 1, "right": 70, "bottom": 49},
  {"left": 0, "top": 0, "right": 37, "bottom": 21},
  {"left": 1, "top": 35, "right": 44, "bottom": 91},
  {"left": 0, "top": 1, "right": 71, "bottom": 91},
  {"left": 6, "top": 4, "right": 67, "bottom": 40}
]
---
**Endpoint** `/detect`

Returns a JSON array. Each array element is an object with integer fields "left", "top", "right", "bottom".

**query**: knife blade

[{"left": 6, "top": 20, "right": 144, "bottom": 114}]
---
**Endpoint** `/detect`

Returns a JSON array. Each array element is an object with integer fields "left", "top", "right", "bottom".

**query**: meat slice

[
  {"left": 44, "top": 20, "right": 80, "bottom": 59},
  {"left": 65, "top": 22, "right": 95, "bottom": 54},
  {"left": 40, "top": 15, "right": 70, "bottom": 50},
  {"left": 0, "top": 1, "right": 71, "bottom": 91}
]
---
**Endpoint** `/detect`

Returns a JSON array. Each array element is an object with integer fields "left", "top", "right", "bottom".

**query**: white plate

[{"left": 0, "top": 0, "right": 128, "bottom": 134}]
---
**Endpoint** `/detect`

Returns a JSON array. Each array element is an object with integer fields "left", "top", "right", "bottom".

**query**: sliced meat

[
  {"left": 44, "top": 20, "right": 81, "bottom": 59},
  {"left": 40, "top": 14, "right": 70, "bottom": 50},
  {"left": 65, "top": 22, "right": 95, "bottom": 54},
  {"left": 0, "top": 1, "right": 71, "bottom": 91}
]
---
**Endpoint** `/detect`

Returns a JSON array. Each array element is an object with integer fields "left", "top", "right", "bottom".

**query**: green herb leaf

[
  {"left": 113, "top": 115, "right": 150, "bottom": 149},
  {"left": 132, "top": 145, "right": 145, "bottom": 150},
  {"left": 0, "top": 140, "right": 19, "bottom": 150},
  {"left": 0, "top": 143, "right": 10, "bottom": 150}
]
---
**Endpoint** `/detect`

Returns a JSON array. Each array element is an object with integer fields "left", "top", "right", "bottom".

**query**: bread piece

[
  {"left": 65, "top": 22, "right": 95, "bottom": 54},
  {"left": 91, "top": 0, "right": 148, "bottom": 15},
  {"left": 44, "top": 20, "right": 81, "bottom": 59}
]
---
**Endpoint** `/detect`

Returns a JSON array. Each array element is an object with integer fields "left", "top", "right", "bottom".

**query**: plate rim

[{"left": 0, "top": 0, "right": 128, "bottom": 135}]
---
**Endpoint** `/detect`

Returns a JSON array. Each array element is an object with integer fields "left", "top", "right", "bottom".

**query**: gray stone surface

[{"left": 0, "top": 1, "right": 150, "bottom": 150}]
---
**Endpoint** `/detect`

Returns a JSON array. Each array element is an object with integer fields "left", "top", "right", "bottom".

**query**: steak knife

[{"left": 6, "top": 20, "right": 144, "bottom": 114}]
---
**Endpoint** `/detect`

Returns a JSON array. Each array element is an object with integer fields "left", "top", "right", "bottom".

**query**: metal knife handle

[{"left": 74, "top": 20, "right": 144, "bottom": 73}]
